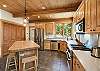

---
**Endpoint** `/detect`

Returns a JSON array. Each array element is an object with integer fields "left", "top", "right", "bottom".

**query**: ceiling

[{"left": 0, "top": 0, "right": 82, "bottom": 21}]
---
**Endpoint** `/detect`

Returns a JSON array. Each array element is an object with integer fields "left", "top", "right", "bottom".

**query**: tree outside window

[
  {"left": 56, "top": 24, "right": 63, "bottom": 35},
  {"left": 56, "top": 23, "right": 72, "bottom": 36}
]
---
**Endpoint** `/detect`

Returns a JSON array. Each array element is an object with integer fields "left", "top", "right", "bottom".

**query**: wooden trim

[
  {"left": 0, "top": 19, "right": 25, "bottom": 27},
  {"left": 29, "top": 18, "right": 73, "bottom": 23}
]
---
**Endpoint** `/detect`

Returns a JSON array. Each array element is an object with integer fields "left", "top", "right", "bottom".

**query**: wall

[
  {"left": 0, "top": 9, "right": 24, "bottom": 25},
  {"left": 0, "top": 9, "right": 26, "bottom": 56},
  {"left": 28, "top": 18, "right": 73, "bottom": 40}
]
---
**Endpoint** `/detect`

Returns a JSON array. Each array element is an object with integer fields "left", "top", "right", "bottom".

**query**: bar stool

[
  {"left": 19, "top": 50, "right": 38, "bottom": 71},
  {"left": 5, "top": 53, "right": 17, "bottom": 71},
  {"left": 22, "top": 56, "right": 37, "bottom": 71}
]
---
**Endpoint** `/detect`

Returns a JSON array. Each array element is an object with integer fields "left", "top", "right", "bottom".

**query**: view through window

[{"left": 56, "top": 23, "right": 72, "bottom": 36}]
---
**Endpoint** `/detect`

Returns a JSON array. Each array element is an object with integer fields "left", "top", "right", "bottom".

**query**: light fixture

[
  {"left": 2, "top": 5, "right": 7, "bottom": 7},
  {"left": 23, "top": 0, "right": 29, "bottom": 24},
  {"left": 50, "top": 15, "right": 52, "bottom": 18},
  {"left": 38, "top": 16, "right": 40, "bottom": 18},
  {"left": 23, "top": 24, "right": 26, "bottom": 26},
  {"left": 42, "top": 6, "right": 46, "bottom": 9}
]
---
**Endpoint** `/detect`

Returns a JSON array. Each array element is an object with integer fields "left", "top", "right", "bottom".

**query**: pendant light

[{"left": 23, "top": 0, "right": 29, "bottom": 24}]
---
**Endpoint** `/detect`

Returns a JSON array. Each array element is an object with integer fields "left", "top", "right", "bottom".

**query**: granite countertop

[
  {"left": 9, "top": 41, "right": 40, "bottom": 52},
  {"left": 73, "top": 50, "right": 100, "bottom": 71}
]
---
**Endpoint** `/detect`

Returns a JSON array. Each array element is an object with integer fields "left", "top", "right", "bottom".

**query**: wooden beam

[{"left": 29, "top": 17, "right": 73, "bottom": 23}]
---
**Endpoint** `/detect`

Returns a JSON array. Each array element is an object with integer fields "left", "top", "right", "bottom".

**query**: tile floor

[{"left": 0, "top": 50, "right": 70, "bottom": 71}]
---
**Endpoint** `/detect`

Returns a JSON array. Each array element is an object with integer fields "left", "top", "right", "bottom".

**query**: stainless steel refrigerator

[{"left": 29, "top": 28, "right": 44, "bottom": 50}]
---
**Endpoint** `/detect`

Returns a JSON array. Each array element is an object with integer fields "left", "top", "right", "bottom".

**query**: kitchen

[{"left": 0, "top": 0, "right": 100, "bottom": 71}]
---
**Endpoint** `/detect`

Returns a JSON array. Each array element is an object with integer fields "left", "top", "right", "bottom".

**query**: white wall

[{"left": 0, "top": 9, "right": 24, "bottom": 25}]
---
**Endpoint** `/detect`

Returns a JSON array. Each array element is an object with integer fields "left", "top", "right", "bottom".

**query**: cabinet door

[
  {"left": 73, "top": 53, "right": 76, "bottom": 71},
  {"left": 78, "top": 1, "right": 84, "bottom": 22},
  {"left": 85, "top": 0, "right": 91, "bottom": 32},
  {"left": 91, "top": 0, "right": 96, "bottom": 32},
  {"left": 96, "top": 0, "right": 100, "bottom": 31},
  {"left": 60, "top": 41, "right": 67, "bottom": 53},
  {"left": 44, "top": 40, "right": 51, "bottom": 50},
  {"left": 76, "top": 58, "right": 85, "bottom": 71},
  {"left": 73, "top": 12, "right": 77, "bottom": 24},
  {"left": 45, "top": 23, "right": 53, "bottom": 35}
]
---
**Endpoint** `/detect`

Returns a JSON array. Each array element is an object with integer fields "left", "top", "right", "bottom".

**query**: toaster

[{"left": 91, "top": 47, "right": 100, "bottom": 58}]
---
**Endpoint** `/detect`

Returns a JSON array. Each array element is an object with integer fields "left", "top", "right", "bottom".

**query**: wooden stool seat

[
  {"left": 22, "top": 56, "right": 37, "bottom": 63},
  {"left": 22, "top": 55, "right": 38, "bottom": 71}
]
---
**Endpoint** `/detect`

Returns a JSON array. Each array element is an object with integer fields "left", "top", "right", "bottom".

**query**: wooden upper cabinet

[
  {"left": 73, "top": 0, "right": 85, "bottom": 24},
  {"left": 96, "top": 0, "right": 100, "bottom": 31},
  {"left": 73, "top": 12, "right": 77, "bottom": 24},
  {"left": 45, "top": 23, "right": 53, "bottom": 35},
  {"left": 85, "top": 0, "right": 91, "bottom": 32},
  {"left": 91, "top": 0, "right": 96, "bottom": 32},
  {"left": 76, "top": 0, "right": 85, "bottom": 23},
  {"left": 85, "top": 0, "right": 100, "bottom": 33},
  {"left": 1, "top": 21, "right": 25, "bottom": 56}
]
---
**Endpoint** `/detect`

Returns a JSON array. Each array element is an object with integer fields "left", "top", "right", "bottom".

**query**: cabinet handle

[
  {"left": 77, "top": 64, "right": 80, "bottom": 68},
  {"left": 90, "top": 30, "right": 92, "bottom": 31},
  {"left": 93, "top": 29, "right": 95, "bottom": 31}
]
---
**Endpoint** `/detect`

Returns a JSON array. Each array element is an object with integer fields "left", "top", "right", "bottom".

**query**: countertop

[
  {"left": 9, "top": 41, "right": 40, "bottom": 52},
  {"left": 45, "top": 38, "right": 65, "bottom": 41},
  {"left": 73, "top": 50, "right": 100, "bottom": 71}
]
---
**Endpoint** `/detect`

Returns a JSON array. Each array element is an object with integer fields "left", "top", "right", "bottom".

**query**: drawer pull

[{"left": 77, "top": 64, "right": 80, "bottom": 68}]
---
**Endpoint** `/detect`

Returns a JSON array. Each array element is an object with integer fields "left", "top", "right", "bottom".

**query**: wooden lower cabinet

[
  {"left": 59, "top": 41, "right": 67, "bottom": 53},
  {"left": 73, "top": 53, "right": 85, "bottom": 71},
  {"left": 44, "top": 40, "right": 51, "bottom": 50}
]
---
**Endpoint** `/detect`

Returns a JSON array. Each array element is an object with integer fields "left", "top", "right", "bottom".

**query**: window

[
  {"left": 56, "top": 23, "right": 72, "bottom": 36},
  {"left": 56, "top": 24, "right": 63, "bottom": 35},
  {"left": 64, "top": 24, "right": 72, "bottom": 36}
]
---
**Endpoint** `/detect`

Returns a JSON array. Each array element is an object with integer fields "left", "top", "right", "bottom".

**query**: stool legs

[
  {"left": 22, "top": 59, "right": 37, "bottom": 71},
  {"left": 5, "top": 54, "right": 17, "bottom": 71}
]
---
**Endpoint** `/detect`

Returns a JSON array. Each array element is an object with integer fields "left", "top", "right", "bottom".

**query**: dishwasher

[{"left": 51, "top": 40, "right": 58, "bottom": 50}]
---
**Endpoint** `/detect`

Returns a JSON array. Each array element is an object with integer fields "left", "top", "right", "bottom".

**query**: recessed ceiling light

[
  {"left": 42, "top": 6, "right": 46, "bottom": 9},
  {"left": 23, "top": 24, "right": 26, "bottom": 26},
  {"left": 38, "top": 16, "right": 40, "bottom": 18},
  {"left": 50, "top": 15, "right": 52, "bottom": 18},
  {"left": 2, "top": 5, "right": 7, "bottom": 7},
  {"left": 51, "top": 22, "right": 55, "bottom": 23}
]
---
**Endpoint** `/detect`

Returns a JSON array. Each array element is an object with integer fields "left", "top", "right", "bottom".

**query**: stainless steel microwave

[{"left": 75, "top": 19, "right": 85, "bottom": 33}]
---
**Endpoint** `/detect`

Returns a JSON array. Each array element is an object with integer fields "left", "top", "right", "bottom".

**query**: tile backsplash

[
  {"left": 76, "top": 33, "right": 99, "bottom": 48},
  {"left": 98, "top": 34, "right": 100, "bottom": 47}
]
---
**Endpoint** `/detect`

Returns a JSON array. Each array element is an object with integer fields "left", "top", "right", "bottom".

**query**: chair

[{"left": 19, "top": 50, "right": 38, "bottom": 71}]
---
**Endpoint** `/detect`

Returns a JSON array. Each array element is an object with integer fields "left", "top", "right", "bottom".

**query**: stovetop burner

[{"left": 70, "top": 44, "right": 91, "bottom": 51}]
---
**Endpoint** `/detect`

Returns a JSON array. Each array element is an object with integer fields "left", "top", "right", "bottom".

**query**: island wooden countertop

[{"left": 9, "top": 41, "right": 40, "bottom": 52}]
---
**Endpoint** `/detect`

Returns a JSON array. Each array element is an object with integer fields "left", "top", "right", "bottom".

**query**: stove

[
  {"left": 66, "top": 44, "right": 91, "bottom": 71},
  {"left": 70, "top": 44, "right": 91, "bottom": 51}
]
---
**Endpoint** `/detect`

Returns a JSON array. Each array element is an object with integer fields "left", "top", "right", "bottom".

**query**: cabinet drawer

[{"left": 76, "top": 57, "right": 85, "bottom": 71}]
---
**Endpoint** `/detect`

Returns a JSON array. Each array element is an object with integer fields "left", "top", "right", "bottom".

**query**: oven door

[
  {"left": 66, "top": 49, "right": 73, "bottom": 71},
  {"left": 66, "top": 50, "right": 71, "bottom": 61}
]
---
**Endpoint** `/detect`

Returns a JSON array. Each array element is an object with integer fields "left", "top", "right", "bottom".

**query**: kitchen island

[{"left": 8, "top": 41, "right": 40, "bottom": 71}]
